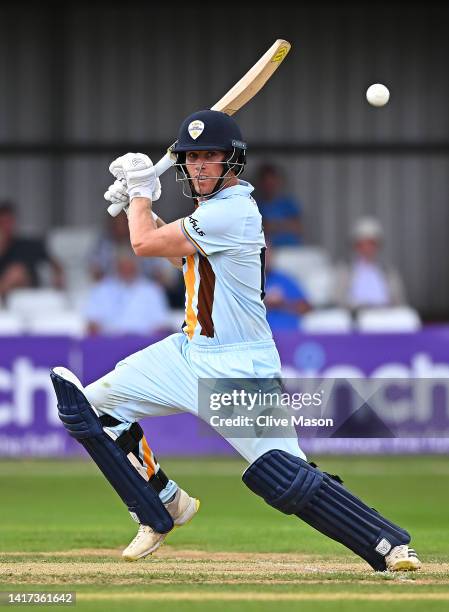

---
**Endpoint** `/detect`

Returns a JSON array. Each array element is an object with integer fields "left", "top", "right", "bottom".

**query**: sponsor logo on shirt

[{"left": 188, "top": 216, "right": 205, "bottom": 236}]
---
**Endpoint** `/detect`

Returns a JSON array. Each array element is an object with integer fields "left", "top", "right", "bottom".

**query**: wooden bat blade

[{"left": 211, "top": 39, "right": 291, "bottom": 116}]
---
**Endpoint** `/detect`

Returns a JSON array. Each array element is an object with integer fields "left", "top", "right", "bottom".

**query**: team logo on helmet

[{"left": 188, "top": 120, "right": 205, "bottom": 140}]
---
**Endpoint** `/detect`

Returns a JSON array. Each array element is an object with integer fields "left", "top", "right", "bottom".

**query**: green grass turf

[
  {"left": 0, "top": 456, "right": 448, "bottom": 611},
  {"left": 0, "top": 456, "right": 447, "bottom": 555}
]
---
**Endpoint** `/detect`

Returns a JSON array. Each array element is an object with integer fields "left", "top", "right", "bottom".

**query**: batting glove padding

[{"left": 109, "top": 153, "right": 162, "bottom": 202}]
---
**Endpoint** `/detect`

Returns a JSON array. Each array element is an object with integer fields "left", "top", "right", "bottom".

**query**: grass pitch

[{"left": 0, "top": 456, "right": 448, "bottom": 611}]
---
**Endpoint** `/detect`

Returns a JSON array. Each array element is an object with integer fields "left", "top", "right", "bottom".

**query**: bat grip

[
  {"left": 154, "top": 151, "right": 175, "bottom": 177},
  {"left": 107, "top": 152, "right": 175, "bottom": 217}
]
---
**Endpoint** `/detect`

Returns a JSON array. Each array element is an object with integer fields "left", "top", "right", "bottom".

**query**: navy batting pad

[
  {"left": 50, "top": 369, "right": 173, "bottom": 534},
  {"left": 243, "top": 449, "right": 410, "bottom": 571}
]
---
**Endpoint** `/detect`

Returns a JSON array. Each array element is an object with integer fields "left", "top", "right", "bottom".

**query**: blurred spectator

[
  {"left": 84, "top": 245, "right": 170, "bottom": 335},
  {"left": 255, "top": 164, "right": 303, "bottom": 246},
  {"left": 333, "top": 217, "right": 407, "bottom": 310},
  {"left": 89, "top": 213, "right": 184, "bottom": 308},
  {"left": 264, "top": 246, "right": 311, "bottom": 330},
  {"left": 90, "top": 213, "right": 143, "bottom": 280},
  {"left": 0, "top": 202, "right": 63, "bottom": 301}
]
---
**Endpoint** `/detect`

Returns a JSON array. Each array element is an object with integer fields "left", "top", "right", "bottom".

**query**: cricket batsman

[{"left": 50, "top": 110, "right": 421, "bottom": 572}]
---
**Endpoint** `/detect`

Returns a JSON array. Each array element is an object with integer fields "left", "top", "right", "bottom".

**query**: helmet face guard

[
  {"left": 173, "top": 143, "right": 246, "bottom": 199},
  {"left": 171, "top": 110, "right": 247, "bottom": 199}
]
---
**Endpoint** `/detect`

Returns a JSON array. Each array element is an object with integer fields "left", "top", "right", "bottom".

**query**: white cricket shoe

[
  {"left": 122, "top": 488, "right": 200, "bottom": 561},
  {"left": 385, "top": 545, "right": 422, "bottom": 571}
]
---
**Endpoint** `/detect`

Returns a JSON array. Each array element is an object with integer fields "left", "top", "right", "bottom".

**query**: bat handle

[
  {"left": 106, "top": 202, "right": 126, "bottom": 217},
  {"left": 154, "top": 151, "right": 176, "bottom": 177},
  {"left": 107, "top": 151, "right": 175, "bottom": 217}
]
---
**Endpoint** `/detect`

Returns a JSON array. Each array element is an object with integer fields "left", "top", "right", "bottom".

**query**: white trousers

[{"left": 85, "top": 333, "right": 306, "bottom": 465}]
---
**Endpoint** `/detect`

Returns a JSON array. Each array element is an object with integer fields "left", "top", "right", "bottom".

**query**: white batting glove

[
  {"left": 104, "top": 179, "right": 160, "bottom": 221},
  {"left": 104, "top": 179, "right": 129, "bottom": 216},
  {"left": 109, "top": 153, "right": 162, "bottom": 202},
  {"left": 104, "top": 178, "right": 128, "bottom": 205}
]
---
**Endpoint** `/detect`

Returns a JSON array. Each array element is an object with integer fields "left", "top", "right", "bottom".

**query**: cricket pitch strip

[{"left": 2, "top": 547, "right": 448, "bottom": 586}]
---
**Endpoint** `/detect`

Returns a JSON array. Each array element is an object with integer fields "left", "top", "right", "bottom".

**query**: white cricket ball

[{"left": 366, "top": 83, "right": 390, "bottom": 107}]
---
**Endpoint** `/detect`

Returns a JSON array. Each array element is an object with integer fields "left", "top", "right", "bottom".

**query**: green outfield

[{"left": 0, "top": 456, "right": 448, "bottom": 611}]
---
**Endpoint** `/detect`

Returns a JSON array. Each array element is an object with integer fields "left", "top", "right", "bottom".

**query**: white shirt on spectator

[
  {"left": 349, "top": 260, "right": 390, "bottom": 307},
  {"left": 85, "top": 276, "right": 170, "bottom": 335}
]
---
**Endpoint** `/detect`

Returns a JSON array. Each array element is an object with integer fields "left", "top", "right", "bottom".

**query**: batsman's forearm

[
  {"left": 128, "top": 197, "right": 157, "bottom": 251},
  {"left": 128, "top": 198, "right": 182, "bottom": 270},
  {"left": 154, "top": 217, "right": 183, "bottom": 270}
]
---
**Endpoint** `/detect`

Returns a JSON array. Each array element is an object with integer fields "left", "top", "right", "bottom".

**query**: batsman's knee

[
  {"left": 51, "top": 367, "right": 104, "bottom": 439},
  {"left": 84, "top": 374, "right": 117, "bottom": 414},
  {"left": 242, "top": 449, "right": 322, "bottom": 514}
]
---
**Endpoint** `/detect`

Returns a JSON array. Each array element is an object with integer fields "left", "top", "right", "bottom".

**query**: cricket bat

[{"left": 107, "top": 39, "right": 291, "bottom": 216}]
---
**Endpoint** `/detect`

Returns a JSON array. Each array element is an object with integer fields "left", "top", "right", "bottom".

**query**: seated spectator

[
  {"left": 89, "top": 213, "right": 184, "bottom": 308},
  {"left": 85, "top": 245, "right": 171, "bottom": 335},
  {"left": 255, "top": 164, "right": 303, "bottom": 247},
  {"left": 0, "top": 202, "right": 63, "bottom": 301},
  {"left": 264, "top": 246, "right": 311, "bottom": 330},
  {"left": 333, "top": 217, "right": 407, "bottom": 311}
]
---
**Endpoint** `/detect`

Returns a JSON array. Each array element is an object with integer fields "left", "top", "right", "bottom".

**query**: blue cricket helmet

[
  {"left": 172, "top": 110, "right": 247, "bottom": 198},
  {"left": 172, "top": 109, "right": 247, "bottom": 154}
]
